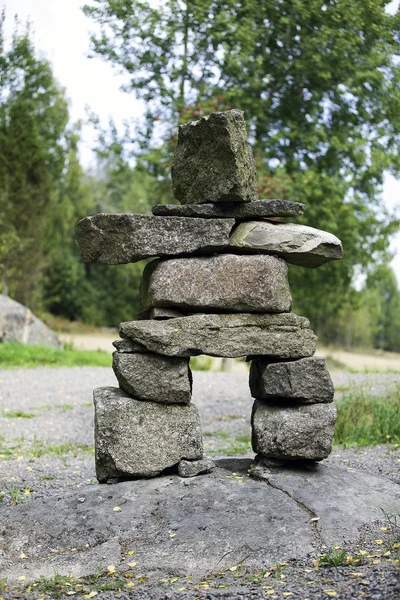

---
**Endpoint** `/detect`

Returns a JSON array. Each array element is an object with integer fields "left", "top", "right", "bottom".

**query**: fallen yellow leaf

[
  {"left": 107, "top": 565, "right": 116, "bottom": 574},
  {"left": 127, "top": 562, "right": 137, "bottom": 568},
  {"left": 128, "top": 550, "right": 135, "bottom": 555},
  {"left": 359, "top": 550, "right": 367, "bottom": 555},
  {"left": 19, "top": 552, "right": 26, "bottom": 559},
  {"left": 282, "top": 593, "right": 293, "bottom": 597},
  {"left": 178, "top": 587, "right": 186, "bottom": 591},
  {"left": 84, "top": 593, "right": 97, "bottom": 599},
  {"left": 18, "top": 576, "right": 26, "bottom": 581},
  {"left": 380, "top": 527, "right": 388, "bottom": 531},
  {"left": 24, "top": 489, "right": 30, "bottom": 496},
  {"left": 127, "top": 582, "right": 135, "bottom": 587},
  {"left": 323, "top": 591, "right": 337, "bottom": 597},
  {"left": 113, "top": 506, "right": 121, "bottom": 512},
  {"left": 229, "top": 565, "right": 238, "bottom": 571},
  {"left": 374, "top": 539, "right": 383, "bottom": 545}
]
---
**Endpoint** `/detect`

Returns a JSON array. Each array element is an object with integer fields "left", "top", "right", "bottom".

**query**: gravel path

[{"left": 0, "top": 367, "right": 399, "bottom": 599}]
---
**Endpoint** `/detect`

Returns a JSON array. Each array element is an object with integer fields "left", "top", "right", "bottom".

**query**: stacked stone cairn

[{"left": 76, "top": 109, "right": 343, "bottom": 483}]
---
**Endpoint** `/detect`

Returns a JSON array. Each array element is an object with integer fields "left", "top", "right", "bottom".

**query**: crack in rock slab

[
  {"left": 1, "top": 461, "right": 399, "bottom": 584},
  {"left": 255, "top": 463, "right": 400, "bottom": 546},
  {"left": 0, "top": 462, "right": 315, "bottom": 583}
]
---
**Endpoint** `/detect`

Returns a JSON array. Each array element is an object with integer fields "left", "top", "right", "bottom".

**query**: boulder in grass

[
  {"left": 0, "top": 295, "right": 61, "bottom": 348},
  {"left": 112, "top": 351, "right": 192, "bottom": 404},
  {"left": 140, "top": 254, "right": 292, "bottom": 314},
  {"left": 229, "top": 221, "right": 343, "bottom": 268},
  {"left": 172, "top": 110, "right": 258, "bottom": 205},
  {"left": 251, "top": 400, "right": 337, "bottom": 461},
  {"left": 94, "top": 387, "right": 203, "bottom": 481},
  {"left": 249, "top": 357, "right": 334, "bottom": 404}
]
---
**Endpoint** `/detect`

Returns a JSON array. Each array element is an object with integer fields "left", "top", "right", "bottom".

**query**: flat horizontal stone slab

[
  {"left": 252, "top": 400, "right": 337, "bottom": 461},
  {"left": 94, "top": 387, "right": 202, "bottom": 481},
  {"left": 76, "top": 214, "right": 234, "bottom": 264},
  {"left": 229, "top": 221, "right": 343, "bottom": 267},
  {"left": 1, "top": 460, "right": 399, "bottom": 584},
  {"left": 249, "top": 357, "right": 334, "bottom": 403},
  {"left": 119, "top": 313, "right": 317, "bottom": 358},
  {"left": 172, "top": 109, "right": 258, "bottom": 204},
  {"left": 112, "top": 351, "right": 192, "bottom": 404},
  {"left": 152, "top": 199, "right": 306, "bottom": 220},
  {"left": 140, "top": 254, "right": 292, "bottom": 313}
]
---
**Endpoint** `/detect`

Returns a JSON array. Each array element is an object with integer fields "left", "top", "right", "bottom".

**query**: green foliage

[
  {"left": 0, "top": 342, "right": 111, "bottom": 368},
  {"left": 319, "top": 548, "right": 348, "bottom": 567},
  {"left": 0, "top": 12, "right": 70, "bottom": 304},
  {"left": 83, "top": 0, "right": 400, "bottom": 329},
  {"left": 334, "top": 387, "right": 400, "bottom": 446}
]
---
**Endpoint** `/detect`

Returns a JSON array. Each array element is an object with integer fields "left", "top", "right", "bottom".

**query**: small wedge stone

[
  {"left": 94, "top": 387, "right": 202, "bottom": 481},
  {"left": 152, "top": 199, "right": 306, "bottom": 220},
  {"left": 249, "top": 357, "right": 334, "bottom": 403},
  {"left": 112, "top": 338, "right": 147, "bottom": 353},
  {"left": 172, "top": 110, "right": 258, "bottom": 204},
  {"left": 119, "top": 313, "right": 317, "bottom": 359},
  {"left": 251, "top": 400, "right": 337, "bottom": 461},
  {"left": 112, "top": 351, "right": 192, "bottom": 404},
  {"left": 178, "top": 458, "right": 215, "bottom": 478},
  {"left": 76, "top": 214, "right": 234, "bottom": 264},
  {"left": 229, "top": 221, "right": 343, "bottom": 267},
  {"left": 140, "top": 254, "right": 292, "bottom": 313},
  {"left": 135, "top": 307, "right": 185, "bottom": 320}
]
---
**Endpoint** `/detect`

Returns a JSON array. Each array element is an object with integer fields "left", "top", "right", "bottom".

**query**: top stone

[{"left": 172, "top": 110, "right": 258, "bottom": 205}]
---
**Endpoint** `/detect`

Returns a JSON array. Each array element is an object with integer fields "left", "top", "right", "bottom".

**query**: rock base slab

[{"left": 1, "top": 461, "right": 399, "bottom": 584}]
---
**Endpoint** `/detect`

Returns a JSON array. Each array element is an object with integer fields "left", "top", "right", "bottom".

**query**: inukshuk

[{"left": 76, "top": 109, "right": 343, "bottom": 483}]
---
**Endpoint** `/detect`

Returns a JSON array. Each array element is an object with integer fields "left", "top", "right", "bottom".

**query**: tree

[
  {"left": 84, "top": 0, "right": 400, "bottom": 330},
  {"left": 0, "top": 12, "right": 69, "bottom": 306}
]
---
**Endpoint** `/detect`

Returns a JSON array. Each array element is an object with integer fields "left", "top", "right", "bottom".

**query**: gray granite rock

[
  {"left": 152, "top": 199, "right": 306, "bottom": 220},
  {"left": 251, "top": 400, "right": 337, "bottom": 461},
  {"left": 172, "top": 110, "right": 258, "bottom": 204},
  {"left": 112, "top": 351, "right": 192, "bottom": 404},
  {"left": 178, "top": 457, "right": 215, "bottom": 477},
  {"left": 140, "top": 254, "right": 292, "bottom": 313},
  {"left": 229, "top": 221, "right": 343, "bottom": 267},
  {"left": 249, "top": 357, "right": 334, "bottom": 403},
  {"left": 94, "top": 387, "right": 202, "bottom": 481},
  {"left": 0, "top": 294, "right": 62, "bottom": 348},
  {"left": 76, "top": 214, "right": 234, "bottom": 264},
  {"left": 119, "top": 313, "right": 317, "bottom": 359},
  {"left": 112, "top": 338, "right": 147, "bottom": 353},
  {"left": 136, "top": 307, "right": 185, "bottom": 320}
]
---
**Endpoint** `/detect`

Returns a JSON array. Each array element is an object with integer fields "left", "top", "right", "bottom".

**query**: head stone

[{"left": 171, "top": 109, "right": 258, "bottom": 205}]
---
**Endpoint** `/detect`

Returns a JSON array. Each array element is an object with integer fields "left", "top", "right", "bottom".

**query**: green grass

[
  {"left": 0, "top": 342, "right": 111, "bottom": 368},
  {"left": 2, "top": 410, "right": 35, "bottom": 418},
  {"left": 334, "top": 387, "right": 400, "bottom": 446}
]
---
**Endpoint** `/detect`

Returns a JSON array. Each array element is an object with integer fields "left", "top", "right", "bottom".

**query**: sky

[{"left": 2, "top": 0, "right": 400, "bottom": 283}]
